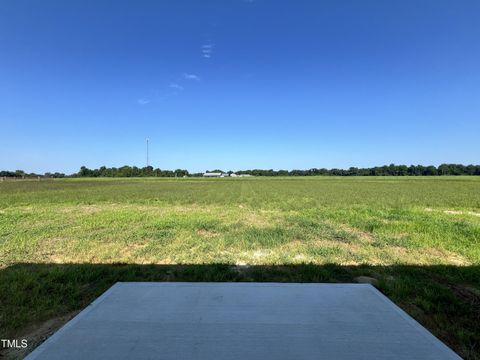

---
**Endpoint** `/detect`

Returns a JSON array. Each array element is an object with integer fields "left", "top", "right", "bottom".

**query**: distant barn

[
  {"left": 203, "top": 172, "right": 251, "bottom": 178},
  {"left": 203, "top": 172, "right": 223, "bottom": 177}
]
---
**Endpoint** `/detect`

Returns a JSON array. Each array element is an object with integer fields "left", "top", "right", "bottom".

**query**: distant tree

[
  {"left": 78, "top": 166, "right": 93, "bottom": 177},
  {"left": 174, "top": 169, "right": 189, "bottom": 177},
  {"left": 207, "top": 169, "right": 224, "bottom": 174},
  {"left": 424, "top": 166, "right": 437, "bottom": 176},
  {"left": 142, "top": 166, "right": 154, "bottom": 177}
]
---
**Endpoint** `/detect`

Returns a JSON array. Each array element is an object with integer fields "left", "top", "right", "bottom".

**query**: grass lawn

[{"left": 1, "top": 176, "right": 479, "bottom": 358}]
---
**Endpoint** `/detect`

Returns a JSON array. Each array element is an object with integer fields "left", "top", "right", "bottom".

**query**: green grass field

[{"left": 1, "top": 177, "right": 480, "bottom": 358}]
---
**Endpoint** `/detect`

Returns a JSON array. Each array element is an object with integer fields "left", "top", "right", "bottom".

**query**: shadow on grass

[{"left": 0, "top": 262, "right": 479, "bottom": 359}]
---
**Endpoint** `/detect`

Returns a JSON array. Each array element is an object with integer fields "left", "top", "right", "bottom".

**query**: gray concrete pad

[{"left": 26, "top": 282, "right": 460, "bottom": 359}]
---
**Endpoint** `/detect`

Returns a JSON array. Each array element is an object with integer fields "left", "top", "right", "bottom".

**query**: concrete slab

[{"left": 26, "top": 283, "right": 460, "bottom": 360}]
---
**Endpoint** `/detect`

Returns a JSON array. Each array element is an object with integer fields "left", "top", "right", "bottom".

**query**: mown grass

[{"left": 1, "top": 177, "right": 480, "bottom": 358}]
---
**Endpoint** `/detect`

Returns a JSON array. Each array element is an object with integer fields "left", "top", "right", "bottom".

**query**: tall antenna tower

[{"left": 146, "top": 138, "right": 150, "bottom": 167}]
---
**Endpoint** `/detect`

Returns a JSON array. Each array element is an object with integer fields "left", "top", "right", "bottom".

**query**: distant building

[
  {"left": 203, "top": 172, "right": 252, "bottom": 178},
  {"left": 203, "top": 172, "right": 223, "bottom": 177}
]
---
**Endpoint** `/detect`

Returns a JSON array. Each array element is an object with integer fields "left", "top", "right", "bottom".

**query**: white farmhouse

[{"left": 203, "top": 172, "right": 223, "bottom": 177}]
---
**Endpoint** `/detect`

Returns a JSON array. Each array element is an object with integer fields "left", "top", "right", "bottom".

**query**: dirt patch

[
  {"left": 425, "top": 208, "right": 480, "bottom": 217},
  {"left": 252, "top": 250, "right": 270, "bottom": 258},
  {"left": 118, "top": 242, "right": 149, "bottom": 258},
  {"left": 0, "top": 311, "right": 78, "bottom": 359},
  {"left": 445, "top": 210, "right": 464, "bottom": 215},
  {"left": 286, "top": 239, "right": 303, "bottom": 247},
  {"left": 197, "top": 229, "right": 219, "bottom": 238},
  {"left": 389, "top": 246, "right": 408, "bottom": 257},
  {"left": 313, "top": 239, "right": 362, "bottom": 252},
  {"left": 466, "top": 211, "right": 480, "bottom": 217},
  {"left": 293, "top": 254, "right": 307, "bottom": 261},
  {"left": 444, "top": 210, "right": 480, "bottom": 217},
  {"left": 422, "top": 248, "right": 471, "bottom": 266},
  {"left": 326, "top": 221, "right": 375, "bottom": 243},
  {"left": 241, "top": 212, "right": 274, "bottom": 228}
]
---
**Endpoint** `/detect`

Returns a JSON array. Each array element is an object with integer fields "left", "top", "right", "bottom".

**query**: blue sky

[{"left": 1, "top": 0, "right": 479, "bottom": 174}]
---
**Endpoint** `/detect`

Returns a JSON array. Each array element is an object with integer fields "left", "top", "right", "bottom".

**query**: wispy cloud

[
  {"left": 137, "top": 98, "right": 150, "bottom": 105},
  {"left": 137, "top": 79, "right": 190, "bottom": 105},
  {"left": 183, "top": 73, "right": 200, "bottom": 81},
  {"left": 169, "top": 83, "right": 184, "bottom": 91},
  {"left": 201, "top": 42, "right": 215, "bottom": 58},
  {"left": 169, "top": 82, "right": 184, "bottom": 95}
]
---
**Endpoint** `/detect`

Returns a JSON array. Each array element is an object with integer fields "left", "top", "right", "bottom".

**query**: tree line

[
  {"left": 0, "top": 170, "right": 66, "bottom": 178},
  {"left": 235, "top": 164, "right": 480, "bottom": 177},
  {"left": 77, "top": 166, "right": 190, "bottom": 178},
  {"left": 2, "top": 164, "right": 480, "bottom": 178}
]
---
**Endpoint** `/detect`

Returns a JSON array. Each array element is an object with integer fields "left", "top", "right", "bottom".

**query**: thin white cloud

[
  {"left": 183, "top": 73, "right": 200, "bottom": 81},
  {"left": 137, "top": 98, "right": 150, "bottom": 105},
  {"left": 137, "top": 81, "right": 188, "bottom": 105},
  {"left": 168, "top": 82, "right": 184, "bottom": 96},
  {"left": 201, "top": 42, "right": 215, "bottom": 58},
  {"left": 169, "top": 83, "right": 184, "bottom": 91}
]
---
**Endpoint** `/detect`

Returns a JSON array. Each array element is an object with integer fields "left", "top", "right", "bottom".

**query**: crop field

[{"left": 1, "top": 176, "right": 480, "bottom": 358}]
